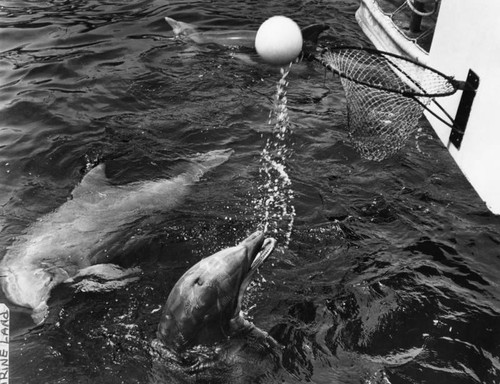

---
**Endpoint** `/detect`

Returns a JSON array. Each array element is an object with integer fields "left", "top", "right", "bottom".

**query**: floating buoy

[{"left": 255, "top": 16, "right": 303, "bottom": 66}]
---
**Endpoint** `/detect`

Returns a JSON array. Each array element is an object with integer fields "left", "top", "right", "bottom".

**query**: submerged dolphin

[
  {"left": 157, "top": 231, "right": 277, "bottom": 352},
  {"left": 0, "top": 149, "right": 233, "bottom": 323},
  {"left": 165, "top": 16, "right": 329, "bottom": 57}
]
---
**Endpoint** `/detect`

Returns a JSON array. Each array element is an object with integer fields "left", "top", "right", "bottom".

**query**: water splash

[{"left": 256, "top": 64, "right": 296, "bottom": 246}]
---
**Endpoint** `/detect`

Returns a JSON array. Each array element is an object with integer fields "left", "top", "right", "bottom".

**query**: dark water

[{"left": 1, "top": 0, "right": 499, "bottom": 383}]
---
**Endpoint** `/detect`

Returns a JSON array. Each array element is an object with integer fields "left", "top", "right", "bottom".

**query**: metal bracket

[{"left": 449, "top": 69, "right": 480, "bottom": 149}]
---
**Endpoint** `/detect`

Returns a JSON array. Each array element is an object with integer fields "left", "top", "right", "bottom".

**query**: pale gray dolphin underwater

[
  {"left": 157, "top": 231, "right": 277, "bottom": 352},
  {"left": 165, "top": 16, "right": 329, "bottom": 57},
  {"left": 0, "top": 149, "right": 233, "bottom": 323}
]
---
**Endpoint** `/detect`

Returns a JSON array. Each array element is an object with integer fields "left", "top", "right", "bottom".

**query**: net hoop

[
  {"left": 318, "top": 45, "right": 465, "bottom": 161},
  {"left": 320, "top": 46, "right": 459, "bottom": 98}
]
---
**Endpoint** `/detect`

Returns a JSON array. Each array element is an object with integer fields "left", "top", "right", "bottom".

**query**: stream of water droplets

[{"left": 256, "top": 65, "right": 296, "bottom": 246}]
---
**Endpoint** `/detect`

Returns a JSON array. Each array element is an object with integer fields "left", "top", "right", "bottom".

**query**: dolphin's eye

[{"left": 194, "top": 277, "right": 203, "bottom": 286}]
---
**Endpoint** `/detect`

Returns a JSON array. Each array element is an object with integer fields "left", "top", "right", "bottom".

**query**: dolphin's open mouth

[
  {"left": 235, "top": 234, "right": 276, "bottom": 314},
  {"left": 249, "top": 237, "right": 276, "bottom": 271}
]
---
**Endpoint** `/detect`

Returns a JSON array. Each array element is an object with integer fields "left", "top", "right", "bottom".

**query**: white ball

[{"left": 255, "top": 16, "right": 303, "bottom": 66}]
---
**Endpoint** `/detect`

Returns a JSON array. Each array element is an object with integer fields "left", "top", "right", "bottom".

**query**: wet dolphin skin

[{"left": 157, "top": 231, "right": 276, "bottom": 351}]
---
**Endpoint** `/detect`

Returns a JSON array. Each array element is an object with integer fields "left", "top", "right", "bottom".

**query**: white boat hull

[{"left": 356, "top": 0, "right": 500, "bottom": 214}]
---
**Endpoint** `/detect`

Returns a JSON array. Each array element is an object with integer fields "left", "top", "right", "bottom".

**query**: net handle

[
  {"left": 320, "top": 46, "right": 463, "bottom": 98},
  {"left": 412, "top": 96, "right": 458, "bottom": 132}
]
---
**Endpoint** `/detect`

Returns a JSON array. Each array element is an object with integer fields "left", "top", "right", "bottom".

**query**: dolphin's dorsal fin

[
  {"left": 301, "top": 24, "right": 330, "bottom": 44},
  {"left": 164, "top": 16, "right": 196, "bottom": 37},
  {"left": 301, "top": 24, "right": 330, "bottom": 61},
  {"left": 72, "top": 164, "right": 110, "bottom": 199}
]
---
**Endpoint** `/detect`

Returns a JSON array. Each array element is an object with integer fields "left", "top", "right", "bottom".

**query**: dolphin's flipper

[{"left": 230, "top": 313, "right": 281, "bottom": 349}]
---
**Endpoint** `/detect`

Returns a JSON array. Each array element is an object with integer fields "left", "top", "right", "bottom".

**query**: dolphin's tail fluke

[{"left": 184, "top": 148, "right": 234, "bottom": 181}]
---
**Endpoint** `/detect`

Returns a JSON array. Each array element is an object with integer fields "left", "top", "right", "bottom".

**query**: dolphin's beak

[
  {"left": 235, "top": 231, "right": 276, "bottom": 315},
  {"left": 240, "top": 231, "right": 265, "bottom": 260}
]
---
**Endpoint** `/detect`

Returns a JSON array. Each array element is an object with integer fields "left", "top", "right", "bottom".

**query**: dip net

[{"left": 320, "top": 47, "right": 460, "bottom": 161}]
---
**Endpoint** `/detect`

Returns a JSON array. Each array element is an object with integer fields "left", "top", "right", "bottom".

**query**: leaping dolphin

[
  {"left": 157, "top": 231, "right": 277, "bottom": 352},
  {"left": 0, "top": 149, "right": 234, "bottom": 324},
  {"left": 165, "top": 16, "right": 329, "bottom": 59}
]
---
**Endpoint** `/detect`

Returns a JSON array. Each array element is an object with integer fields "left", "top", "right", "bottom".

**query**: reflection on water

[{"left": 1, "top": 0, "right": 500, "bottom": 383}]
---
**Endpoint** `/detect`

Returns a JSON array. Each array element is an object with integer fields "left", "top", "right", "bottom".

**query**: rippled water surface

[{"left": 1, "top": 1, "right": 499, "bottom": 383}]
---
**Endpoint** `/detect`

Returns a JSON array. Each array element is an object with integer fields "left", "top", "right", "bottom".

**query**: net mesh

[{"left": 321, "top": 48, "right": 457, "bottom": 161}]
